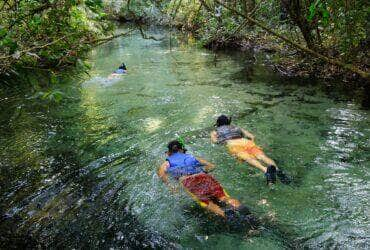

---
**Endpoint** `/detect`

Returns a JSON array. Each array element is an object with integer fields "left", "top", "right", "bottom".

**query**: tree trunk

[
  {"left": 213, "top": 0, "right": 369, "bottom": 79},
  {"left": 242, "top": 0, "right": 256, "bottom": 26},
  {"left": 281, "top": 0, "right": 317, "bottom": 50}
]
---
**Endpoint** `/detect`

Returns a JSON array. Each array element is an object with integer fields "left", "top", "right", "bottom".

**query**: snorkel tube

[{"left": 177, "top": 136, "right": 187, "bottom": 152}]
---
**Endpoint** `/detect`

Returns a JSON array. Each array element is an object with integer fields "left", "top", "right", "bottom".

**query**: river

[{"left": 0, "top": 27, "right": 369, "bottom": 249}]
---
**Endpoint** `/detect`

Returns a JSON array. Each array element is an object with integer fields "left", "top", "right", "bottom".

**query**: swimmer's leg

[
  {"left": 243, "top": 156, "right": 267, "bottom": 173},
  {"left": 220, "top": 196, "right": 252, "bottom": 214},
  {"left": 220, "top": 196, "right": 241, "bottom": 209},
  {"left": 238, "top": 153, "right": 278, "bottom": 184},
  {"left": 220, "top": 197, "right": 258, "bottom": 226},
  {"left": 206, "top": 201, "right": 225, "bottom": 217},
  {"left": 256, "top": 153, "right": 291, "bottom": 184},
  {"left": 232, "top": 152, "right": 266, "bottom": 172},
  {"left": 255, "top": 153, "right": 277, "bottom": 168}
]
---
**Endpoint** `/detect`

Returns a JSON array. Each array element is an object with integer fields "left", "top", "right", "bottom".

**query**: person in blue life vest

[
  {"left": 210, "top": 115, "right": 290, "bottom": 185},
  {"left": 158, "top": 140, "right": 253, "bottom": 219},
  {"left": 109, "top": 62, "right": 127, "bottom": 78}
]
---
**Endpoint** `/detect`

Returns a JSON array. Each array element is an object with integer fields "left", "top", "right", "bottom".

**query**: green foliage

[
  {"left": 42, "top": 89, "right": 65, "bottom": 103},
  {"left": 86, "top": 0, "right": 104, "bottom": 13},
  {"left": 1, "top": 0, "right": 367, "bottom": 79},
  {"left": 129, "top": 0, "right": 368, "bottom": 62},
  {"left": 0, "top": 0, "right": 112, "bottom": 76},
  {"left": 32, "top": 89, "right": 65, "bottom": 103},
  {"left": 308, "top": 0, "right": 329, "bottom": 25},
  {"left": 114, "top": 0, "right": 153, "bottom": 20}
]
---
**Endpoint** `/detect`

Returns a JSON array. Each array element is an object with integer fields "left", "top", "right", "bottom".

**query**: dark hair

[
  {"left": 216, "top": 115, "right": 231, "bottom": 127},
  {"left": 119, "top": 63, "right": 127, "bottom": 70},
  {"left": 167, "top": 140, "right": 185, "bottom": 154}
]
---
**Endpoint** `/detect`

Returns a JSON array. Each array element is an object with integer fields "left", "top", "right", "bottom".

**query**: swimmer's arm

[
  {"left": 210, "top": 131, "right": 218, "bottom": 143},
  {"left": 158, "top": 161, "right": 178, "bottom": 192},
  {"left": 158, "top": 161, "right": 170, "bottom": 184},
  {"left": 241, "top": 128, "right": 255, "bottom": 141},
  {"left": 196, "top": 157, "right": 215, "bottom": 172}
]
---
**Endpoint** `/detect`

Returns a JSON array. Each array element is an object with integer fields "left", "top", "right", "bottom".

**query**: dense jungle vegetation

[
  {"left": 0, "top": 0, "right": 113, "bottom": 76},
  {"left": 0, "top": 0, "right": 369, "bottom": 81}
]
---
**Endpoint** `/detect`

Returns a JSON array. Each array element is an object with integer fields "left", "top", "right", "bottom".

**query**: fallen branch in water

[
  {"left": 92, "top": 27, "right": 163, "bottom": 45},
  {"left": 209, "top": 0, "right": 369, "bottom": 80},
  {"left": 90, "top": 29, "right": 134, "bottom": 45}
]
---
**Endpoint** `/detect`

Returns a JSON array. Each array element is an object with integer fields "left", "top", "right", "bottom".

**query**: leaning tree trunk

[
  {"left": 281, "top": 0, "right": 317, "bottom": 50},
  {"left": 242, "top": 0, "right": 256, "bottom": 26},
  {"left": 213, "top": 0, "right": 369, "bottom": 79}
]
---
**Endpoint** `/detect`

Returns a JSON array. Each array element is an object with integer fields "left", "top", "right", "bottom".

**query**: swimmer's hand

[
  {"left": 241, "top": 128, "right": 255, "bottom": 141},
  {"left": 204, "top": 163, "right": 215, "bottom": 172},
  {"left": 169, "top": 184, "right": 178, "bottom": 193},
  {"left": 196, "top": 157, "right": 215, "bottom": 172}
]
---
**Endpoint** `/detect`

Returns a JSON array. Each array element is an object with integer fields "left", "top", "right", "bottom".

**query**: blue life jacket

[
  {"left": 114, "top": 68, "right": 126, "bottom": 74},
  {"left": 166, "top": 152, "right": 204, "bottom": 178}
]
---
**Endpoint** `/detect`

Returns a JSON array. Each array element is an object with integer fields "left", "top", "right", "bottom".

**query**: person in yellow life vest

[{"left": 210, "top": 115, "right": 290, "bottom": 185}]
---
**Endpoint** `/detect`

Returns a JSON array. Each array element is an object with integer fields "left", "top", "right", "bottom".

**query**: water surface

[{"left": 0, "top": 27, "right": 369, "bottom": 249}]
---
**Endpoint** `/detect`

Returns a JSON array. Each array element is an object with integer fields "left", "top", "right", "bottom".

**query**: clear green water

[{"left": 1, "top": 27, "right": 369, "bottom": 249}]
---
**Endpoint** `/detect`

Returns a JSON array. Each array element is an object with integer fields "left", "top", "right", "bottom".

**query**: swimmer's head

[
  {"left": 167, "top": 140, "right": 186, "bottom": 155},
  {"left": 119, "top": 63, "right": 127, "bottom": 70},
  {"left": 216, "top": 115, "right": 232, "bottom": 127}
]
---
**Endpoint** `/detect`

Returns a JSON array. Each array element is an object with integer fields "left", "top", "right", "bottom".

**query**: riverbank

[
  {"left": 105, "top": 1, "right": 369, "bottom": 97},
  {"left": 202, "top": 33, "right": 370, "bottom": 107},
  {"left": 202, "top": 33, "right": 368, "bottom": 82}
]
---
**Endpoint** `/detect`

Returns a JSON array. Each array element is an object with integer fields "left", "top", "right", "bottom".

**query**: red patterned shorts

[{"left": 181, "top": 173, "right": 227, "bottom": 206}]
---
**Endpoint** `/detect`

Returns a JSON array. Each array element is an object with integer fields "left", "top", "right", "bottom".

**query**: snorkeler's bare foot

[
  {"left": 206, "top": 201, "right": 225, "bottom": 217},
  {"left": 108, "top": 73, "right": 121, "bottom": 79},
  {"left": 220, "top": 197, "right": 241, "bottom": 209}
]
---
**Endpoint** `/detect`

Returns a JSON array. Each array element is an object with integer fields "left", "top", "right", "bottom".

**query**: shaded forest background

[{"left": 0, "top": 0, "right": 369, "bottom": 84}]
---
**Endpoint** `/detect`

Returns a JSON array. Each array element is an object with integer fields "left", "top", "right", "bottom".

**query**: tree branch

[
  {"left": 0, "top": 36, "right": 66, "bottom": 60},
  {"left": 212, "top": 0, "right": 369, "bottom": 79},
  {"left": 89, "top": 29, "right": 135, "bottom": 45}
]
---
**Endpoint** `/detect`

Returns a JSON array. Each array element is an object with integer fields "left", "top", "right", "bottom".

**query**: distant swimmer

[
  {"left": 108, "top": 62, "right": 127, "bottom": 78},
  {"left": 158, "top": 140, "right": 255, "bottom": 221},
  {"left": 210, "top": 115, "right": 290, "bottom": 185}
]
